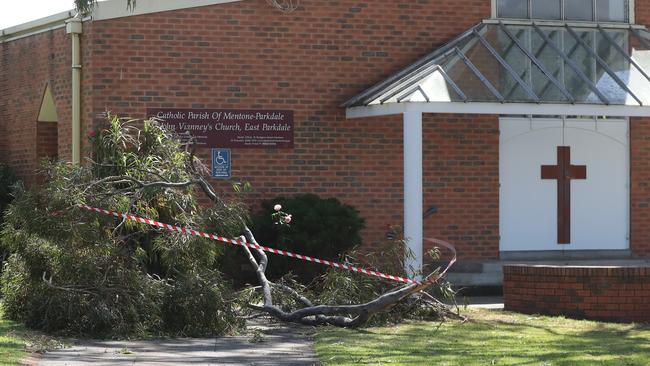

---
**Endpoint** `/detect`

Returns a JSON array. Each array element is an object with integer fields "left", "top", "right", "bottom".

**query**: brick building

[{"left": 2, "top": 0, "right": 650, "bottom": 285}]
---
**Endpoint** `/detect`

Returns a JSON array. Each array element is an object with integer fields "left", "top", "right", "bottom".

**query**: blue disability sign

[{"left": 212, "top": 148, "right": 231, "bottom": 179}]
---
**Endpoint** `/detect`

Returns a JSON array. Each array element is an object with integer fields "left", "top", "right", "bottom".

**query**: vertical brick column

[
  {"left": 422, "top": 114, "right": 500, "bottom": 260},
  {"left": 631, "top": 117, "right": 650, "bottom": 257}
]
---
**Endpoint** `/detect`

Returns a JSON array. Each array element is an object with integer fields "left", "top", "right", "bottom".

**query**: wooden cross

[{"left": 541, "top": 146, "right": 587, "bottom": 244}]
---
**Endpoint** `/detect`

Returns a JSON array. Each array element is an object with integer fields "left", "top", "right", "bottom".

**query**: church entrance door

[{"left": 499, "top": 117, "right": 629, "bottom": 252}]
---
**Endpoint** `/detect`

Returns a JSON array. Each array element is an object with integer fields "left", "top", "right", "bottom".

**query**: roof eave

[
  {"left": 346, "top": 102, "right": 650, "bottom": 119},
  {"left": 0, "top": 10, "right": 75, "bottom": 42},
  {"left": 0, "top": 0, "right": 247, "bottom": 42},
  {"left": 91, "top": 0, "right": 244, "bottom": 22}
]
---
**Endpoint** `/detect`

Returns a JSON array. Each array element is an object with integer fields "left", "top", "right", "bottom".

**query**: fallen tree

[{"left": 1, "top": 115, "right": 458, "bottom": 334}]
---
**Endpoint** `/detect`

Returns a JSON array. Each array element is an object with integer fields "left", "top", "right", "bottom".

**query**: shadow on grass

[{"left": 0, "top": 316, "right": 29, "bottom": 366}]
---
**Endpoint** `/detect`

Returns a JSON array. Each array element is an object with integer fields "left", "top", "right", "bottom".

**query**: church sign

[{"left": 146, "top": 108, "right": 294, "bottom": 148}]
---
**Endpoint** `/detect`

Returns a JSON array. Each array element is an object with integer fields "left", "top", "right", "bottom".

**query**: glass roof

[{"left": 343, "top": 21, "right": 650, "bottom": 108}]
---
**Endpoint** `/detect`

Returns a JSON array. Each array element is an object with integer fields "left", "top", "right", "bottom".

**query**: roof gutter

[
  {"left": 1, "top": 0, "right": 246, "bottom": 43},
  {"left": 0, "top": 10, "right": 75, "bottom": 43}
]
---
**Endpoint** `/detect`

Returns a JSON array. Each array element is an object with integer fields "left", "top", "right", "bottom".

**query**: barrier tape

[{"left": 77, "top": 205, "right": 426, "bottom": 285}]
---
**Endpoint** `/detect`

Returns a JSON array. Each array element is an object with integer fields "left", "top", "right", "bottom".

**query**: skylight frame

[{"left": 343, "top": 22, "right": 650, "bottom": 109}]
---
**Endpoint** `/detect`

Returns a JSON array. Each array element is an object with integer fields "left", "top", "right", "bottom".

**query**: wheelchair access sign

[{"left": 211, "top": 148, "right": 231, "bottom": 179}]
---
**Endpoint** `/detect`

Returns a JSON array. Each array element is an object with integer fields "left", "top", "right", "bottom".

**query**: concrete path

[
  {"left": 463, "top": 296, "right": 504, "bottom": 310},
  {"left": 445, "top": 296, "right": 505, "bottom": 310},
  {"left": 34, "top": 298, "right": 502, "bottom": 365},
  {"left": 36, "top": 319, "right": 320, "bottom": 366}
]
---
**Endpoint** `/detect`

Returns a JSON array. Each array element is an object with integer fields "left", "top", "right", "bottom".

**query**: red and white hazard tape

[{"left": 78, "top": 204, "right": 429, "bottom": 285}]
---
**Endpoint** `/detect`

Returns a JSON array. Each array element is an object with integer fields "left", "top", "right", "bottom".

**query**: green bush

[
  {"left": 0, "top": 164, "right": 17, "bottom": 215},
  {"left": 220, "top": 194, "right": 365, "bottom": 285},
  {"left": 0, "top": 116, "right": 244, "bottom": 337}
]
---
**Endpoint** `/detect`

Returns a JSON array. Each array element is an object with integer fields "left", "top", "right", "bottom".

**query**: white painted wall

[{"left": 499, "top": 117, "right": 629, "bottom": 251}]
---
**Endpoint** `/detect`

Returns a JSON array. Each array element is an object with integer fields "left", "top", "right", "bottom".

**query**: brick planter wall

[{"left": 503, "top": 265, "right": 650, "bottom": 323}]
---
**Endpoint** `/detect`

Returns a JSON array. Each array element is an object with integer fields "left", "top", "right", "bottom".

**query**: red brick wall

[
  {"left": 8, "top": 0, "right": 650, "bottom": 260},
  {"left": 631, "top": 117, "right": 650, "bottom": 257},
  {"left": 504, "top": 265, "right": 650, "bottom": 323},
  {"left": 423, "top": 114, "right": 499, "bottom": 259},
  {"left": 0, "top": 28, "right": 72, "bottom": 183},
  {"left": 636, "top": 0, "right": 650, "bottom": 24},
  {"left": 37, "top": 122, "right": 58, "bottom": 160},
  {"left": 80, "top": 0, "right": 496, "bottom": 258}
]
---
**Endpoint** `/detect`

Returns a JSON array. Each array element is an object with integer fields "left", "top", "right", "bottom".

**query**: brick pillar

[{"left": 630, "top": 117, "right": 650, "bottom": 257}]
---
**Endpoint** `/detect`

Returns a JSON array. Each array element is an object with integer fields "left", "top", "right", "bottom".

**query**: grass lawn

[
  {"left": 0, "top": 308, "right": 29, "bottom": 366},
  {"left": 315, "top": 308, "right": 650, "bottom": 366}
]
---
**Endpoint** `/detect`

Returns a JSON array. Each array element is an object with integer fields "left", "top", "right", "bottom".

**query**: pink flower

[
  {"left": 274, "top": 204, "right": 282, "bottom": 212},
  {"left": 87, "top": 130, "right": 97, "bottom": 138},
  {"left": 284, "top": 215, "right": 292, "bottom": 224}
]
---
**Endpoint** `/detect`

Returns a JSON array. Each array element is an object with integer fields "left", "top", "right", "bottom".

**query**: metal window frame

[
  {"left": 377, "top": 63, "right": 448, "bottom": 104},
  {"left": 499, "top": 22, "right": 575, "bottom": 102},
  {"left": 496, "top": 0, "right": 630, "bottom": 23},
  {"left": 345, "top": 22, "right": 650, "bottom": 108},
  {"left": 342, "top": 24, "right": 482, "bottom": 107},
  {"left": 391, "top": 65, "right": 468, "bottom": 103},
  {"left": 597, "top": 25, "right": 650, "bottom": 83},
  {"left": 562, "top": 0, "right": 595, "bottom": 22},
  {"left": 474, "top": 28, "right": 541, "bottom": 102},
  {"left": 532, "top": 23, "right": 611, "bottom": 103},
  {"left": 531, "top": 0, "right": 563, "bottom": 21},
  {"left": 504, "top": 29, "right": 584, "bottom": 101},
  {"left": 565, "top": 24, "right": 643, "bottom": 105},
  {"left": 438, "top": 67, "right": 469, "bottom": 102},
  {"left": 396, "top": 86, "right": 431, "bottom": 103},
  {"left": 454, "top": 47, "right": 506, "bottom": 102},
  {"left": 631, "top": 26, "right": 650, "bottom": 49},
  {"left": 375, "top": 30, "right": 482, "bottom": 105},
  {"left": 530, "top": 29, "right": 587, "bottom": 101}
]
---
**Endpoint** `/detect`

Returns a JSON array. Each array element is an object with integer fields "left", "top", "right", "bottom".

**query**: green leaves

[
  {"left": 73, "top": 0, "right": 136, "bottom": 15},
  {"left": 0, "top": 114, "right": 243, "bottom": 337}
]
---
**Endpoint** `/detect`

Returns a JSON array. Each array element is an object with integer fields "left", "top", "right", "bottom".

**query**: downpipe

[{"left": 66, "top": 17, "right": 82, "bottom": 164}]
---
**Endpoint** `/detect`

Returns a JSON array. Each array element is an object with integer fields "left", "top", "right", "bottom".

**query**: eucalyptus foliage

[
  {"left": 0, "top": 115, "right": 244, "bottom": 337},
  {"left": 1, "top": 114, "right": 457, "bottom": 331},
  {"left": 312, "top": 233, "right": 456, "bottom": 326},
  {"left": 74, "top": 0, "right": 135, "bottom": 15}
]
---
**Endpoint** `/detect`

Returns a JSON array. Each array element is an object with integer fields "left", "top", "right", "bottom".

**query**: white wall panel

[{"left": 499, "top": 118, "right": 629, "bottom": 251}]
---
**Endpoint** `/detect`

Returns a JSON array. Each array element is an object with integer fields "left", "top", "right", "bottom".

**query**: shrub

[{"left": 220, "top": 194, "right": 365, "bottom": 285}]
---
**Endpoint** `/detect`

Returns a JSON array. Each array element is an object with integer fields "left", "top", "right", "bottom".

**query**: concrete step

[{"left": 445, "top": 272, "right": 502, "bottom": 287}]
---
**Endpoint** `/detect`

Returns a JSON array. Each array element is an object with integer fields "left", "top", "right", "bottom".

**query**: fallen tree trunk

[{"left": 240, "top": 228, "right": 457, "bottom": 327}]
